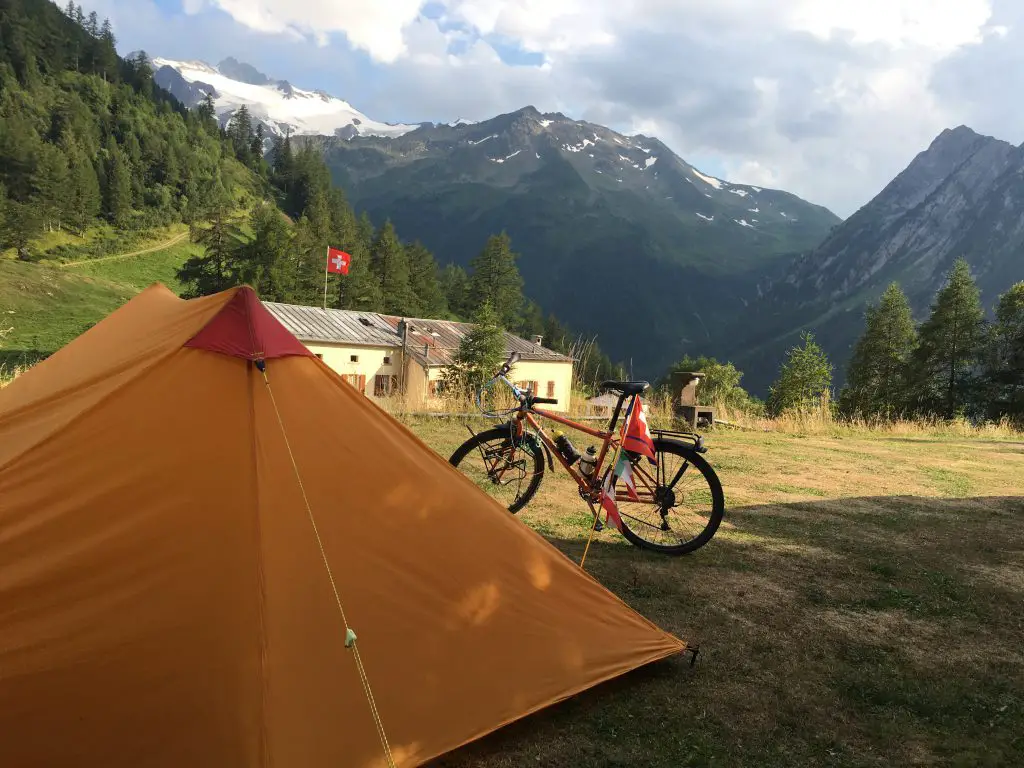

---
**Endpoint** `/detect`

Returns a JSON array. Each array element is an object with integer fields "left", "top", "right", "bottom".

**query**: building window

[
  {"left": 383, "top": 355, "right": 391, "bottom": 365},
  {"left": 547, "top": 381, "right": 555, "bottom": 398},
  {"left": 350, "top": 354, "right": 359, "bottom": 363},
  {"left": 374, "top": 374, "right": 398, "bottom": 397}
]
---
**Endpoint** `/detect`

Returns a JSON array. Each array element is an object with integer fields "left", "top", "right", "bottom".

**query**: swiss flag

[
  {"left": 327, "top": 246, "right": 351, "bottom": 275},
  {"left": 622, "top": 397, "right": 657, "bottom": 464}
]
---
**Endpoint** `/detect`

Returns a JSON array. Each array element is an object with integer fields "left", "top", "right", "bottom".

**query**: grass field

[
  {"left": 405, "top": 418, "right": 1024, "bottom": 767},
  {"left": 0, "top": 225, "right": 199, "bottom": 366}
]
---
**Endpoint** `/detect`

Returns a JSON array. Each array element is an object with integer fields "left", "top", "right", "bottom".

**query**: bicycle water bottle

[
  {"left": 552, "top": 430, "right": 581, "bottom": 465},
  {"left": 578, "top": 446, "right": 598, "bottom": 477}
]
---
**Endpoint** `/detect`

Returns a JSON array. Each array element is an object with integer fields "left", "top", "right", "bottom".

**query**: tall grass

[{"left": 0, "top": 363, "right": 25, "bottom": 389}]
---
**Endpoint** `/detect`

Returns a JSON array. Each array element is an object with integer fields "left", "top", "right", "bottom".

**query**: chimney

[
  {"left": 397, "top": 318, "right": 408, "bottom": 341},
  {"left": 423, "top": 342, "right": 429, "bottom": 359},
  {"left": 531, "top": 334, "right": 543, "bottom": 347}
]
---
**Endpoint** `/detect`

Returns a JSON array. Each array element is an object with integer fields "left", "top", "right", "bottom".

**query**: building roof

[
  {"left": 263, "top": 303, "right": 401, "bottom": 349},
  {"left": 263, "top": 303, "right": 574, "bottom": 367}
]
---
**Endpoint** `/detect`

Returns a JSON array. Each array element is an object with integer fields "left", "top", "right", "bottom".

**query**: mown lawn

[{"left": 406, "top": 418, "right": 1024, "bottom": 767}]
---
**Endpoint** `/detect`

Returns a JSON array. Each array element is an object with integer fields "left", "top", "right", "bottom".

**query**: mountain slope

[
  {"left": 151, "top": 57, "right": 417, "bottom": 140},
  {"left": 307, "top": 106, "right": 840, "bottom": 376},
  {"left": 726, "top": 126, "right": 1024, "bottom": 394}
]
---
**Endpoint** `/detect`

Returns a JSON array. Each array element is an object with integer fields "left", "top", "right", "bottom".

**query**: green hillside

[{"left": 0, "top": 226, "right": 201, "bottom": 367}]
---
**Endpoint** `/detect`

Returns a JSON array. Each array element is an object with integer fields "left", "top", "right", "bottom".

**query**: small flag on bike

[
  {"left": 599, "top": 472, "right": 625, "bottom": 533},
  {"left": 622, "top": 397, "right": 657, "bottom": 464},
  {"left": 613, "top": 450, "right": 640, "bottom": 502}
]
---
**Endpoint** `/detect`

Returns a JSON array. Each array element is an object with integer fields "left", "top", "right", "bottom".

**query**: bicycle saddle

[{"left": 599, "top": 380, "right": 650, "bottom": 395}]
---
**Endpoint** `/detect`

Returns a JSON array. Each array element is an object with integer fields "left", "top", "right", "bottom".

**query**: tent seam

[{"left": 248, "top": 361, "right": 271, "bottom": 768}]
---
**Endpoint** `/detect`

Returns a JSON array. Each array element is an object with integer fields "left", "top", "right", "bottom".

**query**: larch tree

[
  {"left": 468, "top": 232, "right": 524, "bottom": 328},
  {"left": 839, "top": 282, "right": 918, "bottom": 419},
  {"left": 766, "top": 331, "right": 834, "bottom": 417},
  {"left": 906, "top": 258, "right": 985, "bottom": 418}
]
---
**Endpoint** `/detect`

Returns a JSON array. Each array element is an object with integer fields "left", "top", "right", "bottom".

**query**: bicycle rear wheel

[
  {"left": 614, "top": 437, "right": 724, "bottom": 555},
  {"left": 448, "top": 426, "right": 545, "bottom": 513}
]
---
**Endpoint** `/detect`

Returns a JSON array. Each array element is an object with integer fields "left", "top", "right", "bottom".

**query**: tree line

[{"left": 665, "top": 260, "right": 1024, "bottom": 426}]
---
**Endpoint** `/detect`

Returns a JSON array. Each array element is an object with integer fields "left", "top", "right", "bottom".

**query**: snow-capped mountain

[{"left": 150, "top": 57, "right": 417, "bottom": 140}]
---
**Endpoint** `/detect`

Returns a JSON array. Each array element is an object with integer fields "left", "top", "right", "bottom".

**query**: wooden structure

[{"left": 671, "top": 371, "right": 715, "bottom": 430}]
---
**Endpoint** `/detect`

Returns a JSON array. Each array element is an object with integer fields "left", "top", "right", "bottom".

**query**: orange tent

[{"left": 0, "top": 284, "right": 685, "bottom": 767}]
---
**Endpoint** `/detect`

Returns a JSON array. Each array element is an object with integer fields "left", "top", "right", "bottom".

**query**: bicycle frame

[{"left": 492, "top": 374, "right": 640, "bottom": 497}]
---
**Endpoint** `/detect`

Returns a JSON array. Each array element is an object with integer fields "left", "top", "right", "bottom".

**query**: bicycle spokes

[{"left": 617, "top": 450, "right": 717, "bottom": 549}]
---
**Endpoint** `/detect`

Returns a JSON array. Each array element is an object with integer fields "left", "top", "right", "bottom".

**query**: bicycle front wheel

[
  {"left": 615, "top": 438, "right": 724, "bottom": 555},
  {"left": 448, "top": 427, "right": 545, "bottom": 513}
]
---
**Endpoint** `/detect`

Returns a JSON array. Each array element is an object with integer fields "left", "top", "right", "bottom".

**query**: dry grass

[
  {"left": 0, "top": 363, "right": 25, "bottom": 389},
  {"left": 405, "top": 416, "right": 1024, "bottom": 768}
]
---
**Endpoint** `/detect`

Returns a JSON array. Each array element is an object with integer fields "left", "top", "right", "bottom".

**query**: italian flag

[{"left": 613, "top": 450, "right": 640, "bottom": 502}]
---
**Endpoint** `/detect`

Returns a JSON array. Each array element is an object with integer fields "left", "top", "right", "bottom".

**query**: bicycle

[{"left": 448, "top": 352, "right": 725, "bottom": 555}]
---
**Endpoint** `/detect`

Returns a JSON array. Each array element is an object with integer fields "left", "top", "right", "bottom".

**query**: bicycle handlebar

[{"left": 533, "top": 397, "right": 558, "bottom": 405}]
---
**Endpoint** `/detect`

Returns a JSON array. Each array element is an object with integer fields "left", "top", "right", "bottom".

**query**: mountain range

[
  {"left": 152, "top": 57, "right": 1023, "bottom": 394},
  {"left": 727, "top": 125, "right": 1024, "bottom": 393}
]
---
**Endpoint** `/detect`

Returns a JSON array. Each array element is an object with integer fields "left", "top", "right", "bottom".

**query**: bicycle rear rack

[{"left": 652, "top": 428, "right": 708, "bottom": 454}]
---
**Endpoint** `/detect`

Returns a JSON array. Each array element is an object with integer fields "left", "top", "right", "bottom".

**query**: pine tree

[
  {"left": 103, "top": 138, "right": 132, "bottom": 227},
  {"left": 984, "top": 282, "right": 1024, "bottom": 421},
  {"left": 906, "top": 258, "right": 985, "bottom": 418},
  {"left": 35, "top": 143, "right": 70, "bottom": 231},
  {"left": 766, "top": 331, "right": 833, "bottom": 417},
  {"left": 339, "top": 244, "right": 384, "bottom": 312},
  {"left": 178, "top": 197, "right": 245, "bottom": 298},
  {"left": 406, "top": 241, "right": 447, "bottom": 318},
  {"left": 442, "top": 301, "right": 506, "bottom": 397},
  {"left": 235, "top": 203, "right": 295, "bottom": 301},
  {"left": 228, "top": 106, "right": 253, "bottom": 164},
  {"left": 370, "top": 220, "right": 416, "bottom": 315},
  {"left": 97, "top": 19, "right": 118, "bottom": 82},
  {"left": 441, "top": 263, "right": 471, "bottom": 319},
  {"left": 65, "top": 146, "right": 101, "bottom": 231},
  {"left": 468, "top": 232, "right": 524, "bottom": 327},
  {"left": 0, "top": 185, "right": 41, "bottom": 260},
  {"left": 197, "top": 93, "right": 218, "bottom": 133},
  {"left": 250, "top": 123, "right": 265, "bottom": 165},
  {"left": 839, "top": 282, "right": 917, "bottom": 419}
]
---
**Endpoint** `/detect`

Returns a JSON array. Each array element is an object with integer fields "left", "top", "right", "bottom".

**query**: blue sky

[{"left": 80, "top": 0, "right": 1023, "bottom": 217}]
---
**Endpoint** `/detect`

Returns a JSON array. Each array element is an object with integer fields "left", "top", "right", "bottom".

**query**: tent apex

[{"left": 184, "top": 286, "right": 313, "bottom": 361}]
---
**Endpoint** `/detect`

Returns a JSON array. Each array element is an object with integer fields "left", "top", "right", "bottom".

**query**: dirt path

[{"left": 60, "top": 230, "right": 190, "bottom": 268}]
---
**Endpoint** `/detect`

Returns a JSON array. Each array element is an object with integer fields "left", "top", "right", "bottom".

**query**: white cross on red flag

[{"left": 327, "top": 246, "right": 351, "bottom": 275}]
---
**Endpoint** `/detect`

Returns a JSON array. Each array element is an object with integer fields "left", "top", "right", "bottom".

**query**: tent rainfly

[{"left": 0, "top": 284, "right": 686, "bottom": 767}]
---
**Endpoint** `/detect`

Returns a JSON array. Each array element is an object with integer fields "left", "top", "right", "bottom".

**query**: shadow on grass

[{"left": 429, "top": 495, "right": 1024, "bottom": 768}]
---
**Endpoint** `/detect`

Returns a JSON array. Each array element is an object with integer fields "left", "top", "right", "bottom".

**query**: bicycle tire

[
  {"left": 618, "top": 438, "right": 725, "bottom": 555},
  {"left": 449, "top": 427, "right": 545, "bottom": 514}
]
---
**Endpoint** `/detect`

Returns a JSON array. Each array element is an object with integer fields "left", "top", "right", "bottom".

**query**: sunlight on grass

[{"left": 406, "top": 418, "right": 1024, "bottom": 767}]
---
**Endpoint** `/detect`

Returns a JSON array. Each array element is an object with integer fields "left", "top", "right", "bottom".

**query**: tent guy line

[{"left": 259, "top": 359, "right": 397, "bottom": 768}]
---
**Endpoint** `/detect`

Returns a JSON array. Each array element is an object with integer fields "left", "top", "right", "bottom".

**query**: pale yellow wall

[
  {"left": 508, "top": 360, "right": 573, "bottom": 412},
  {"left": 419, "top": 359, "right": 573, "bottom": 412},
  {"left": 303, "top": 341, "right": 400, "bottom": 398},
  {"left": 297, "top": 339, "right": 572, "bottom": 411}
]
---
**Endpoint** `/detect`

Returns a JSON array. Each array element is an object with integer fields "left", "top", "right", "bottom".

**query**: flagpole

[{"left": 323, "top": 246, "right": 329, "bottom": 310}]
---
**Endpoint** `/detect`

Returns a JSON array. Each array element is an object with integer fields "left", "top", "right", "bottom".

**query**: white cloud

[{"left": 206, "top": 0, "right": 425, "bottom": 62}]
